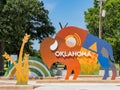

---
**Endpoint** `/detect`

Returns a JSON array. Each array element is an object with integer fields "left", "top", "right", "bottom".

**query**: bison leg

[
  {"left": 98, "top": 55, "right": 110, "bottom": 80},
  {"left": 73, "top": 64, "right": 80, "bottom": 80},
  {"left": 110, "top": 62, "right": 117, "bottom": 80},
  {"left": 103, "top": 67, "right": 109, "bottom": 80},
  {"left": 65, "top": 66, "right": 72, "bottom": 80}
]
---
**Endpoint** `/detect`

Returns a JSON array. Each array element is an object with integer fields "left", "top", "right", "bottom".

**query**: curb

[
  {"left": 0, "top": 85, "right": 34, "bottom": 90},
  {"left": 36, "top": 80, "right": 120, "bottom": 83}
]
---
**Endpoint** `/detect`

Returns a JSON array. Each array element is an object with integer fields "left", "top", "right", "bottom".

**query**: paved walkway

[
  {"left": 34, "top": 83, "right": 120, "bottom": 90},
  {"left": 0, "top": 78, "right": 120, "bottom": 90}
]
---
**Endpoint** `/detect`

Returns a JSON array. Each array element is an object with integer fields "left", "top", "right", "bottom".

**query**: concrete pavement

[
  {"left": 34, "top": 83, "right": 120, "bottom": 90},
  {"left": 0, "top": 78, "right": 120, "bottom": 90},
  {"left": 0, "top": 75, "right": 120, "bottom": 90}
]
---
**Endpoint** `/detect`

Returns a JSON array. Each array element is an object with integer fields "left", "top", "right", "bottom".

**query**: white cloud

[{"left": 44, "top": 1, "right": 57, "bottom": 11}]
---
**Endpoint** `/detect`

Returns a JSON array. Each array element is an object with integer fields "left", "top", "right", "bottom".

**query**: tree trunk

[{"left": 0, "top": 41, "right": 4, "bottom": 75}]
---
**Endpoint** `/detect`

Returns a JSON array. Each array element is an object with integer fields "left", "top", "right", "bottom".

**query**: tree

[
  {"left": 0, "top": 41, "right": 4, "bottom": 74},
  {"left": 0, "top": 0, "right": 6, "bottom": 74},
  {"left": 0, "top": 0, "right": 55, "bottom": 56},
  {"left": 84, "top": 0, "right": 120, "bottom": 63}
]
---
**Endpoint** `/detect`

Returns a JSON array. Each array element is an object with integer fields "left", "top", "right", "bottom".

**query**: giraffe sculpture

[{"left": 3, "top": 34, "right": 30, "bottom": 85}]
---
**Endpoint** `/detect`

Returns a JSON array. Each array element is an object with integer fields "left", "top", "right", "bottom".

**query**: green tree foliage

[
  {"left": 0, "top": 0, "right": 6, "bottom": 74},
  {"left": 0, "top": 42, "right": 4, "bottom": 73},
  {"left": 84, "top": 0, "right": 103, "bottom": 36},
  {"left": 84, "top": 0, "right": 120, "bottom": 63},
  {"left": 0, "top": 0, "right": 55, "bottom": 56}
]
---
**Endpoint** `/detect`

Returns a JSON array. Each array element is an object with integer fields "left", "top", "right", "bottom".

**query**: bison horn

[{"left": 50, "top": 40, "right": 58, "bottom": 51}]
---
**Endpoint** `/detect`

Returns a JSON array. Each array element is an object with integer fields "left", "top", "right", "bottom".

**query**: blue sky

[{"left": 33, "top": 0, "right": 94, "bottom": 50}]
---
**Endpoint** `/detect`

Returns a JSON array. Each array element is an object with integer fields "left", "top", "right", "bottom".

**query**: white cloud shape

[{"left": 44, "top": 1, "right": 57, "bottom": 11}]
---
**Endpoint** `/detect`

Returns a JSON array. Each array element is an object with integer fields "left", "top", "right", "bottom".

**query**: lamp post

[
  {"left": 99, "top": 0, "right": 103, "bottom": 39},
  {"left": 98, "top": 0, "right": 106, "bottom": 39}
]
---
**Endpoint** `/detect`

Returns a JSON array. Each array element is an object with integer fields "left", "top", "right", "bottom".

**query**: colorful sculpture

[
  {"left": 40, "top": 26, "right": 117, "bottom": 80},
  {"left": 3, "top": 34, "right": 30, "bottom": 85},
  {"left": 77, "top": 47, "right": 100, "bottom": 75},
  {"left": 4, "top": 57, "right": 51, "bottom": 78}
]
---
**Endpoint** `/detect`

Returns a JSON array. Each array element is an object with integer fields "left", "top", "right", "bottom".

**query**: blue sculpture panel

[
  {"left": 83, "top": 33, "right": 116, "bottom": 80},
  {"left": 83, "top": 34, "right": 114, "bottom": 61}
]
